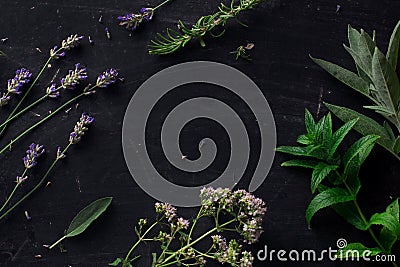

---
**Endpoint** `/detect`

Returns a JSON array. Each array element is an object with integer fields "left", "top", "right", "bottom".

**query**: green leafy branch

[
  {"left": 148, "top": 0, "right": 265, "bottom": 55},
  {"left": 311, "top": 21, "right": 400, "bottom": 161},
  {"left": 276, "top": 110, "right": 400, "bottom": 266}
]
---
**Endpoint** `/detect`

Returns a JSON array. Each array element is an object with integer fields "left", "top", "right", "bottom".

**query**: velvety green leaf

[
  {"left": 66, "top": 197, "right": 113, "bottom": 237},
  {"left": 325, "top": 103, "right": 394, "bottom": 150},
  {"left": 344, "top": 45, "right": 372, "bottom": 78},
  {"left": 387, "top": 20, "right": 400, "bottom": 70},
  {"left": 360, "top": 29, "right": 376, "bottom": 59},
  {"left": 311, "top": 162, "right": 339, "bottom": 193},
  {"left": 306, "top": 187, "right": 354, "bottom": 225},
  {"left": 368, "top": 212, "right": 398, "bottom": 234},
  {"left": 372, "top": 47, "right": 400, "bottom": 114},
  {"left": 281, "top": 159, "right": 318, "bottom": 169},
  {"left": 332, "top": 202, "right": 368, "bottom": 230},
  {"left": 336, "top": 243, "right": 382, "bottom": 259},
  {"left": 394, "top": 137, "right": 400, "bottom": 154},
  {"left": 343, "top": 135, "right": 380, "bottom": 180},
  {"left": 310, "top": 56, "right": 370, "bottom": 96},
  {"left": 364, "top": 105, "right": 394, "bottom": 116},
  {"left": 348, "top": 24, "right": 361, "bottom": 51},
  {"left": 383, "top": 121, "right": 396, "bottom": 141},
  {"left": 328, "top": 118, "right": 358, "bottom": 157}
]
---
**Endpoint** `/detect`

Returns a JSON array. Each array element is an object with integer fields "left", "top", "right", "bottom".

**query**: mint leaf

[
  {"left": 109, "top": 258, "right": 123, "bottom": 266},
  {"left": 311, "top": 162, "right": 339, "bottom": 193},
  {"left": 368, "top": 212, "right": 398, "bottom": 234},
  {"left": 281, "top": 159, "right": 318, "bottom": 169},
  {"left": 332, "top": 202, "right": 368, "bottom": 230},
  {"left": 306, "top": 187, "right": 354, "bottom": 225},
  {"left": 336, "top": 243, "right": 381, "bottom": 259},
  {"left": 328, "top": 118, "right": 358, "bottom": 157}
]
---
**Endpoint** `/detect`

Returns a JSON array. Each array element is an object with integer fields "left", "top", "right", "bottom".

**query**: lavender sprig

[
  {"left": 0, "top": 113, "right": 93, "bottom": 221},
  {"left": 0, "top": 68, "right": 32, "bottom": 107},
  {"left": 117, "top": 0, "right": 173, "bottom": 31},
  {"left": 0, "top": 69, "right": 119, "bottom": 156},
  {"left": 110, "top": 187, "right": 266, "bottom": 267},
  {"left": 0, "top": 143, "right": 45, "bottom": 215},
  {"left": 61, "top": 63, "right": 88, "bottom": 90},
  {"left": 0, "top": 34, "right": 84, "bottom": 137}
]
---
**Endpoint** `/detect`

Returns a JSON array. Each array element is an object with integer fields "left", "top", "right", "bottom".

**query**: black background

[{"left": 0, "top": 0, "right": 399, "bottom": 266}]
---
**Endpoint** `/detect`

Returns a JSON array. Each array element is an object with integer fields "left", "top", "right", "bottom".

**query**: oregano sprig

[
  {"left": 276, "top": 110, "right": 399, "bottom": 266},
  {"left": 310, "top": 21, "right": 400, "bottom": 161},
  {"left": 148, "top": 0, "right": 265, "bottom": 55}
]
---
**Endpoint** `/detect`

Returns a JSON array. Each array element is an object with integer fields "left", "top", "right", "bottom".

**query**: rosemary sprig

[{"left": 148, "top": 0, "right": 265, "bottom": 55}]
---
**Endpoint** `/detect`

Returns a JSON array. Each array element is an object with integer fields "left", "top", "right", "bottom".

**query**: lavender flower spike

[
  {"left": 61, "top": 63, "right": 88, "bottom": 90},
  {"left": 50, "top": 34, "right": 84, "bottom": 59},
  {"left": 7, "top": 68, "right": 32, "bottom": 94},
  {"left": 118, "top": 13, "right": 143, "bottom": 31},
  {"left": 46, "top": 83, "right": 60, "bottom": 98},
  {"left": 23, "top": 143, "right": 45, "bottom": 169},
  {"left": 69, "top": 113, "right": 94, "bottom": 144},
  {"left": 0, "top": 93, "right": 11, "bottom": 107},
  {"left": 141, "top": 7, "right": 155, "bottom": 21},
  {"left": 96, "top": 68, "right": 119, "bottom": 88}
]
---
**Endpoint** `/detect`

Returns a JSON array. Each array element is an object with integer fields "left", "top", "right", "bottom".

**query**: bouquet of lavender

[{"left": 110, "top": 187, "right": 266, "bottom": 267}]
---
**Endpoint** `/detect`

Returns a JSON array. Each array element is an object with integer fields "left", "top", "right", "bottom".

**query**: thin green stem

[
  {"left": 187, "top": 206, "right": 203, "bottom": 245},
  {"left": 0, "top": 95, "right": 48, "bottom": 129},
  {"left": 0, "top": 93, "right": 84, "bottom": 155},
  {"left": 0, "top": 54, "right": 54, "bottom": 137},
  {"left": 159, "top": 218, "right": 236, "bottom": 266},
  {"left": 124, "top": 221, "right": 158, "bottom": 262},
  {"left": 0, "top": 168, "right": 28, "bottom": 213},
  {"left": 153, "top": 0, "right": 174, "bottom": 11},
  {"left": 0, "top": 144, "right": 71, "bottom": 221}
]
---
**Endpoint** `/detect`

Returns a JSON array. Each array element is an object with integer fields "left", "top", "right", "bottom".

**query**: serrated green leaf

[
  {"left": 305, "top": 108, "right": 316, "bottom": 134},
  {"left": 332, "top": 202, "right": 368, "bottom": 230},
  {"left": 387, "top": 20, "right": 400, "bottom": 70},
  {"left": 281, "top": 159, "right": 318, "bottom": 168},
  {"left": 368, "top": 212, "right": 398, "bottom": 234},
  {"left": 322, "top": 112, "right": 333, "bottom": 142},
  {"left": 371, "top": 47, "right": 400, "bottom": 116},
  {"left": 386, "top": 198, "right": 399, "bottom": 221},
  {"left": 311, "top": 162, "right": 339, "bottom": 193},
  {"left": 297, "top": 134, "right": 313, "bottom": 145},
  {"left": 306, "top": 187, "right": 354, "bottom": 225},
  {"left": 336, "top": 243, "right": 381, "bottom": 259},
  {"left": 394, "top": 137, "right": 400, "bottom": 154},
  {"left": 343, "top": 135, "right": 379, "bottom": 181},
  {"left": 380, "top": 227, "right": 397, "bottom": 252},
  {"left": 310, "top": 56, "right": 370, "bottom": 96},
  {"left": 328, "top": 118, "right": 358, "bottom": 157},
  {"left": 275, "top": 146, "right": 308, "bottom": 156},
  {"left": 325, "top": 103, "right": 394, "bottom": 150}
]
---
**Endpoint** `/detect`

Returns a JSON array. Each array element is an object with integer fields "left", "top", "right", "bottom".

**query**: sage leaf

[
  {"left": 394, "top": 137, "right": 400, "bottom": 154},
  {"left": 371, "top": 47, "right": 400, "bottom": 118},
  {"left": 310, "top": 56, "right": 370, "bottom": 96},
  {"left": 311, "top": 162, "right": 339, "bottom": 193},
  {"left": 336, "top": 243, "right": 381, "bottom": 259},
  {"left": 387, "top": 20, "right": 400, "bottom": 70},
  {"left": 325, "top": 103, "right": 394, "bottom": 150},
  {"left": 49, "top": 196, "right": 113, "bottom": 249},
  {"left": 306, "top": 187, "right": 354, "bottom": 225}
]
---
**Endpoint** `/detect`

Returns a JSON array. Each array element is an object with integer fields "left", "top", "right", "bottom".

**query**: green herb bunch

[
  {"left": 311, "top": 21, "right": 400, "bottom": 161},
  {"left": 148, "top": 0, "right": 265, "bottom": 55},
  {"left": 110, "top": 187, "right": 266, "bottom": 267},
  {"left": 276, "top": 110, "right": 399, "bottom": 265}
]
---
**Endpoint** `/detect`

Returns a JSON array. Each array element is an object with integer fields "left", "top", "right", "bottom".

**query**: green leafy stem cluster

[
  {"left": 148, "top": 0, "right": 265, "bottom": 55},
  {"left": 277, "top": 110, "right": 399, "bottom": 266},
  {"left": 311, "top": 20, "right": 400, "bottom": 161}
]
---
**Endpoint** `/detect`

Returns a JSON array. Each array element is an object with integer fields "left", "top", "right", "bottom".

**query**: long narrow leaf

[{"left": 387, "top": 20, "right": 400, "bottom": 70}]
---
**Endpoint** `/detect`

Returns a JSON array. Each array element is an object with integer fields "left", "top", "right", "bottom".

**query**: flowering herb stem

[
  {"left": 0, "top": 168, "right": 28, "bottom": 213},
  {"left": 0, "top": 144, "right": 70, "bottom": 221},
  {"left": 153, "top": 0, "right": 174, "bottom": 11},
  {"left": 0, "top": 53, "right": 56, "bottom": 137},
  {"left": 124, "top": 221, "right": 158, "bottom": 263}
]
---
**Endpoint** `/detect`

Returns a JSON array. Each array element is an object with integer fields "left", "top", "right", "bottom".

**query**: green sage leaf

[
  {"left": 310, "top": 56, "right": 369, "bottom": 96},
  {"left": 387, "top": 20, "right": 400, "bottom": 70},
  {"left": 394, "top": 137, "right": 400, "bottom": 154},
  {"left": 306, "top": 187, "right": 354, "bottom": 225}
]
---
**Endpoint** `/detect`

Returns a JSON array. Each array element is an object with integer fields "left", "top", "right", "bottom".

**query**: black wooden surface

[{"left": 0, "top": 0, "right": 399, "bottom": 266}]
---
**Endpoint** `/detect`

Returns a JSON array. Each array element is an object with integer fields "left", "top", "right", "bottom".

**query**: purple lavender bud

[
  {"left": 96, "top": 68, "right": 119, "bottom": 88},
  {"left": 0, "top": 93, "right": 11, "bottom": 107},
  {"left": 46, "top": 83, "right": 60, "bottom": 98},
  {"left": 15, "top": 175, "right": 28, "bottom": 184},
  {"left": 7, "top": 68, "right": 32, "bottom": 94},
  {"left": 50, "top": 34, "right": 84, "bottom": 59},
  {"left": 140, "top": 7, "right": 154, "bottom": 21},
  {"left": 117, "top": 13, "right": 143, "bottom": 31},
  {"left": 61, "top": 63, "right": 88, "bottom": 89},
  {"left": 23, "top": 143, "right": 45, "bottom": 169},
  {"left": 56, "top": 146, "right": 66, "bottom": 159},
  {"left": 69, "top": 113, "right": 94, "bottom": 144}
]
